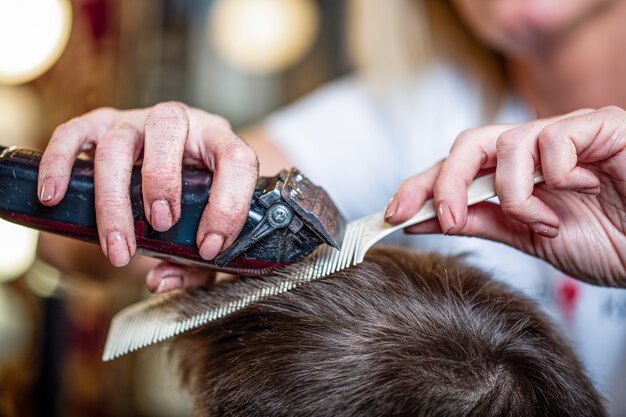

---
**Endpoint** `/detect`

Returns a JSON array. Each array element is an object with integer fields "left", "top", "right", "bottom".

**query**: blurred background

[{"left": 0, "top": 0, "right": 349, "bottom": 415}]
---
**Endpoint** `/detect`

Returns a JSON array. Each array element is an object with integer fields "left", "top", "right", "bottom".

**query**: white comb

[{"left": 102, "top": 169, "right": 545, "bottom": 361}]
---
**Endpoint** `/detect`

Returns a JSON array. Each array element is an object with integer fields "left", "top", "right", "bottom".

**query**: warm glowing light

[
  {"left": 24, "top": 258, "right": 62, "bottom": 298},
  {"left": 0, "top": 86, "right": 41, "bottom": 147},
  {"left": 0, "top": 219, "right": 39, "bottom": 281},
  {"left": 210, "top": 0, "right": 319, "bottom": 74},
  {"left": 0, "top": 0, "right": 73, "bottom": 85}
]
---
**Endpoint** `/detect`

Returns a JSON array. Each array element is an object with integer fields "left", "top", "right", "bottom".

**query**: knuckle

[
  {"left": 599, "top": 106, "right": 626, "bottom": 126},
  {"left": 396, "top": 177, "right": 418, "bottom": 197},
  {"left": 497, "top": 128, "right": 521, "bottom": 147},
  {"left": 544, "top": 174, "right": 568, "bottom": 189},
  {"left": 223, "top": 141, "right": 258, "bottom": 168},
  {"left": 495, "top": 128, "right": 523, "bottom": 154},
  {"left": 97, "top": 199, "right": 129, "bottom": 212},
  {"left": 98, "top": 129, "right": 135, "bottom": 151},
  {"left": 576, "top": 107, "right": 596, "bottom": 114},
  {"left": 98, "top": 220, "right": 132, "bottom": 237},
  {"left": 537, "top": 125, "right": 559, "bottom": 147},
  {"left": 451, "top": 132, "right": 489, "bottom": 166},
  {"left": 152, "top": 101, "right": 189, "bottom": 119},
  {"left": 107, "top": 125, "right": 138, "bottom": 147},
  {"left": 230, "top": 204, "right": 249, "bottom": 220},
  {"left": 141, "top": 170, "right": 181, "bottom": 197},
  {"left": 453, "top": 128, "right": 480, "bottom": 148},
  {"left": 537, "top": 124, "right": 572, "bottom": 153},
  {"left": 148, "top": 102, "right": 190, "bottom": 130},
  {"left": 89, "top": 106, "right": 118, "bottom": 119},
  {"left": 142, "top": 148, "right": 182, "bottom": 176},
  {"left": 112, "top": 121, "right": 137, "bottom": 134},
  {"left": 51, "top": 122, "right": 78, "bottom": 141},
  {"left": 433, "top": 175, "right": 452, "bottom": 194},
  {"left": 499, "top": 199, "right": 526, "bottom": 218},
  {"left": 433, "top": 182, "right": 459, "bottom": 209},
  {"left": 561, "top": 107, "right": 596, "bottom": 119},
  {"left": 599, "top": 105, "right": 622, "bottom": 115},
  {"left": 208, "top": 114, "right": 232, "bottom": 131},
  {"left": 40, "top": 152, "right": 72, "bottom": 178},
  {"left": 142, "top": 168, "right": 178, "bottom": 183},
  {"left": 94, "top": 146, "right": 122, "bottom": 165},
  {"left": 96, "top": 197, "right": 132, "bottom": 222},
  {"left": 155, "top": 100, "right": 187, "bottom": 112},
  {"left": 212, "top": 201, "right": 248, "bottom": 225},
  {"left": 400, "top": 175, "right": 419, "bottom": 189},
  {"left": 162, "top": 100, "right": 188, "bottom": 111},
  {"left": 41, "top": 149, "right": 71, "bottom": 166},
  {"left": 142, "top": 160, "right": 181, "bottom": 179}
]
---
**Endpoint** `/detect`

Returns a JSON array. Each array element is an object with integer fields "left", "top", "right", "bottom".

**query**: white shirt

[{"left": 265, "top": 64, "right": 626, "bottom": 410}]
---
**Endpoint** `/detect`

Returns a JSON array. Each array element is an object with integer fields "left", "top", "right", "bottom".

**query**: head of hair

[{"left": 172, "top": 247, "right": 605, "bottom": 417}]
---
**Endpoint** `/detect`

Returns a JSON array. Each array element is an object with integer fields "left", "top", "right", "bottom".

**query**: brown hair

[{"left": 172, "top": 247, "right": 605, "bottom": 417}]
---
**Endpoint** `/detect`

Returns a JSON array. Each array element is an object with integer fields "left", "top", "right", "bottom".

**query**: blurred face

[{"left": 451, "top": 0, "right": 617, "bottom": 54}]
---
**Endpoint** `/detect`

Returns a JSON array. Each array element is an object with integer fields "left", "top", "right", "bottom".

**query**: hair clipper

[{"left": 0, "top": 145, "right": 346, "bottom": 275}]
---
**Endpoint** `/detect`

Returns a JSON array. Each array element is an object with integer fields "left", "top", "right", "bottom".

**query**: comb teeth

[
  {"left": 101, "top": 277, "right": 304, "bottom": 361},
  {"left": 101, "top": 220, "right": 369, "bottom": 361},
  {"left": 321, "top": 219, "right": 363, "bottom": 272}
]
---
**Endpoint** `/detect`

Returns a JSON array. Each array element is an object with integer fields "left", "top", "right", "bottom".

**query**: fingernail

[
  {"left": 577, "top": 187, "right": 601, "bottom": 195},
  {"left": 151, "top": 199, "right": 173, "bottom": 231},
  {"left": 40, "top": 177, "right": 56, "bottom": 202},
  {"left": 438, "top": 203, "right": 455, "bottom": 235},
  {"left": 155, "top": 275, "right": 183, "bottom": 294},
  {"left": 199, "top": 233, "right": 224, "bottom": 260},
  {"left": 106, "top": 231, "right": 130, "bottom": 266},
  {"left": 385, "top": 195, "right": 399, "bottom": 221},
  {"left": 529, "top": 223, "right": 559, "bottom": 238}
]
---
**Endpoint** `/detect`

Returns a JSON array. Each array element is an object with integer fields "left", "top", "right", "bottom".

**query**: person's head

[{"left": 172, "top": 247, "right": 605, "bottom": 417}]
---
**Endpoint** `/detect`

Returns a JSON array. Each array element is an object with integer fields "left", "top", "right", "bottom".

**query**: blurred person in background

[{"left": 35, "top": 0, "right": 626, "bottom": 413}]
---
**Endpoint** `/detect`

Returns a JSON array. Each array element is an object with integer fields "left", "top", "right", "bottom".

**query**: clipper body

[{"left": 0, "top": 146, "right": 345, "bottom": 275}]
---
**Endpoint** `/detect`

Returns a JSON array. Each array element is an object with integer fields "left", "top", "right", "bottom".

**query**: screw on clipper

[{"left": 215, "top": 203, "right": 294, "bottom": 266}]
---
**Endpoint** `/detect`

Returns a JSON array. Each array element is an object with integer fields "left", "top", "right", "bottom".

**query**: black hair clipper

[{"left": 0, "top": 145, "right": 346, "bottom": 276}]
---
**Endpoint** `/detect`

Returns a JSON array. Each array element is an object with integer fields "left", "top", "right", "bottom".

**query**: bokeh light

[
  {"left": 210, "top": 0, "right": 319, "bottom": 74},
  {"left": 0, "top": 85, "right": 42, "bottom": 147},
  {"left": 0, "top": 0, "right": 73, "bottom": 85},
  {"left": 0, "top": 219, "right": 38, "bottom": 282}
]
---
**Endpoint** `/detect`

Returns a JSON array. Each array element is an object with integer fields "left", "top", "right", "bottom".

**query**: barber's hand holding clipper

[
  {"left": 386, "top": 107, "right": 626, "bottom": 286},
  {"left": 38, "top": 102, "right": 259, "bottom": 292}
]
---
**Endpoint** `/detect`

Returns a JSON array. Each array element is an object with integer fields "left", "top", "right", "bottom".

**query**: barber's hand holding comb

[{"left": 386, "top": 107, "right": 626, "bottom": 286}]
